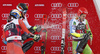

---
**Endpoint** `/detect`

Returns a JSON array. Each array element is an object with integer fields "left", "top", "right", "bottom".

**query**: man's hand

[
  {"left": 33, "top": 34, "right": 40, "bottom": 42},
  {"left": 33, "top": 25, "right": 41, "bottom": 32}
]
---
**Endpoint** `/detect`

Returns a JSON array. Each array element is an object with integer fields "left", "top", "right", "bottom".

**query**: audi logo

[
  {"left": 67, "top": 47, "right": 72, "bottom": 51},
  {"left": 1, "top": 46, "right": 7, "bottom": 50},
  {"left": 2, "top": 13, "right": 29, "bottom": 19},
  {"left": 34, "top": 14, "right": 44, "bottom": 18},
  {"left": 67, "top": 36, "right": 73, "bottom": 40},
  {"left": 25, "top": 3, "right": 29, "bottom": 7},
  {"left": 1, "top": 13, "right": 9, "bottom": 18},
  {"left": 52, "top": 24, "right": 62, "bottom": 29},
  {"left": 1, "top": 24, "right": 4, "bottom": 28},
  {"left": 25, "top": 14, "right": 29, "bottom": 18},
  {"left": 62, "top": 29, "right": 65, "bottom": 34},
  {"left": 50, "top": 46, "right": 61, "bottom": 51},
  {"left": 34, "top": 46, "right": 41, "bottom": 51},
  {"left": 67, "top": 3, "right": 79, "bottom": 7},
  {"left": 51, "top": 14, "right": 62, "bottom": 18},
  {"left": 67, "top": 13, "right": 77, "bottom": 18},
  {"left": 51, "top": 3, "right": 62, "bottom": 7},
  {"left": 1, "top": 35, "right": 3, "bottom": 39},
  {"left": 51, "top": 36, "right": 61, "bottom": 40},
  {"left": 63, "top": 14, "right": 67, "bottom": 19}
]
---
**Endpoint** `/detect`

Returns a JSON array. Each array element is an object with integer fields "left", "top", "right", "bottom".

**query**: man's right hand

[
  {"left": 33, "top": 34, "right": 40, "bottom": 42},
  {"left": 33, "top": 25, "right": 41, "bottom": 32}
]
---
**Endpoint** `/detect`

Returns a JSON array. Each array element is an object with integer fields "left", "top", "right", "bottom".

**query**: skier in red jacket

[{"left": 3, "top": 9, "right": 40, "bottom": 54}]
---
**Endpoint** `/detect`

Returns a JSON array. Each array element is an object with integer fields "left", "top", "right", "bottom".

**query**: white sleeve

[
  {"left": 3, "top": 25, "right": 6, "bottom": 29},
  {"left": 23, "top": 17, "right": 31, "bottom": 29},
  {"left": 69, "top": 19, "right": 76, "bottom": 33}
]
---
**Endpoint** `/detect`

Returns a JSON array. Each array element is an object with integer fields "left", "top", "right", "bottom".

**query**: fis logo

[
  {"left": 67, "top": 3, "right": 79, "bottom": 7},
  {"left": 3, "top": 4, "right": 12, "bottom": 6},
  {"left": 51, "top": 3, "right": 62, "bottom": 7},
  {"left": 35, "top": 4, "right": 44, "bottom": 7}
]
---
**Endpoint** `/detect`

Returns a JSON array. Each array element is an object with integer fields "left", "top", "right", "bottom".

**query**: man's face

[{"left": 80, "top": 14, "right": 86, "bottom": 21}]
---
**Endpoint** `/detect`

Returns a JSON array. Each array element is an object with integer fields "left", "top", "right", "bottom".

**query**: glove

[
  {"left": 33, "top": 34, "right": 40, "bottom": 42},
  {"left": 33, "top": 25, "right": 41, "bottom": 32}
]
